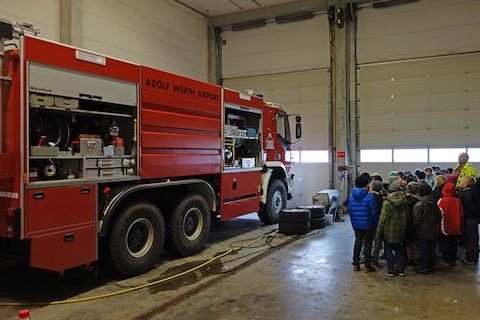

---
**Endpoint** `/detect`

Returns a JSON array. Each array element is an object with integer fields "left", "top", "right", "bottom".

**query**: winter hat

[
  {"left": 388, "top": 180, "right": 402, "bottom": 192},
  {"left": 360, "top": 172, "right": 371, "bottom": 181},
  {"left": 406, "top": 181, "right": 420, "bottom": 195},
  {"left": 371, "top": 173, "right": 383, "bottom": 182},
  {"left": 445, "top": 174, "right": 458, "bottom": 184},
  {"left": 402, "top": 172, "right": 415, "bottom": 183},
  {"left": 418, "top": 183, "right": 432, "bottom": 197},
  {"left": 370, "top": 180, "right": 383, "bottom": 193},
  {"left": 388, "top": 171, "right": 398, "bottom": 178},
  {"left": 355, "top": 176, "right": 370, "bottom": 188},
  {"left": 416, "top": 171, "right": 426, "bottom": 180}
]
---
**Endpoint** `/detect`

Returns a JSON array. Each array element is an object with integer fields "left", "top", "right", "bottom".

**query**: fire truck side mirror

[{"left": 295, "top": 123, "right": 302, "bottom": 139}]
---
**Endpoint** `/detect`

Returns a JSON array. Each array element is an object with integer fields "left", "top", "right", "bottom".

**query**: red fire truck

[{"left": 0, "top": 21, "right": 301, "bottom": 276}]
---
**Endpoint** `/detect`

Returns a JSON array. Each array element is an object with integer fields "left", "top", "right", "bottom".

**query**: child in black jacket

[{"left": 412, "top": 184, "right": 441, "bottom": 273}]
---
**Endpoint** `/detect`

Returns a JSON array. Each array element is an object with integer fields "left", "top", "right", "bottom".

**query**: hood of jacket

[
  {"left": 420, "top": 194, "right": 436, "bottom": 207},
  {"left": 386, "top": 191, "right": 407, "bottom": 207},
  {"left": 351, "top": 187, "right": 368, "bottom": 201},
  {"left": 442, "top": 182, "right": 457, "bottom": 197}
]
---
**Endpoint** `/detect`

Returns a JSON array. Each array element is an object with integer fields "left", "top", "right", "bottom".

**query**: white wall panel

[
  {"left": 0, "top": 0, "right": 59, "bottom": 41},
  {"left": 358, "top": 0, "right": 480, "bottom": 63},
  {"left": 222, "top": 16, "right": 329, "bottom": 78},
  {"left": 359, "top": 53, "right": 480, "bottom": 149},
  {"left": 82, "top": 0, "right": 208, "bottom": 81}
]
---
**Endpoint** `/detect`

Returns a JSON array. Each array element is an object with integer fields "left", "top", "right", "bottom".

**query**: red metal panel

[
  {"left": 26, "top": 185, "right": 95, "bottom": 235},
  {"left": 224, "top": 88, "right": 264, "bottom": 109},
  {"left": 141, "top": 154, "right": 221, "bottom": 179},
  {"left": 140, "top": 67, "right": 222, "bottom": 180},
  {"left": 30, "top": 223, "right": 96, "bottom": 272},
  {"left": 143, "top": 132, "right": 220, "bottom": 150},
  {"left": 24, "top": 36, "right": 139, "bottom": 83},
  {"left": 221, "top": 170, "right": 260, "bottom": 200},
  {"left": 142, "top": 109, "right": 220, "bottom": 133},
  {"left": 221, "top": 196, "right": 260, "bottom": 221}
]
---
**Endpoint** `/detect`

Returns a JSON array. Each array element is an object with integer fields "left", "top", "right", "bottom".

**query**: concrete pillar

[
  {"left": 208, "top": 25, "right": 222, "bottom": 85},
  {"left": 330, "top": 4, "right": 358, "bottom": 202},
  {"left": 59, "top": 0, "right": 83, "bottom": 47}
]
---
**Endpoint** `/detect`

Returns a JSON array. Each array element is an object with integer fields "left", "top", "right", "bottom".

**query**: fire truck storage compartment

[
  {"left": 26, "top": 185, "right": 95, "bottom": 234},
  {"left": 27, "top": 184, "right": 97, "bottom": 272},
  {"left": 30, "top": 223, "right": 96, "bottom": 272},
  {"left": 223, "top": 103, "right": 261, "bottom": 170},
  {"left": 27, "top": 62, "right": 138, "bottom": 184}
]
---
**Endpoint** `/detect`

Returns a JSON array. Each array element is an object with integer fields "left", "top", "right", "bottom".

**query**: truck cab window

[{"left": 276, "top": 115, "right": 291, "bottom": 146}]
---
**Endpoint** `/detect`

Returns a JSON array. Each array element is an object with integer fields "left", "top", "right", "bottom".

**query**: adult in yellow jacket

[{"left": 453, "top": 153, "right": 477, "bottom": 187}]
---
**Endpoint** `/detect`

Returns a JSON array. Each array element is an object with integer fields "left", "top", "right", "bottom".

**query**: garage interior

[{"left": 1, "top": 0, "right": 479, "bottom": 319}]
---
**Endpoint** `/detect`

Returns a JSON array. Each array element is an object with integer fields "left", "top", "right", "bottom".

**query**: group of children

[{"left": 348, "top": 165, "right": 479, "bottom": 277}]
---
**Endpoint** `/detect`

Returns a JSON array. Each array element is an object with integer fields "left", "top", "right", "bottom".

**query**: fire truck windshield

[{"left": 276, "top": 113, "right": 291, "bottom": 146}]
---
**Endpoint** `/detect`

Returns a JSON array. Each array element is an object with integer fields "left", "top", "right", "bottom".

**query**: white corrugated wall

[
  {"left": 0, "top": 0, "right": 209, "bottom": 81},
  {"left": 222, "top": 16, "right": 331, "bottom": 207},
  {"left": 0, "top": 0, "right": 60, "bottom": 41},
  {"left": 82, "top": 0, "right": 209, "bottom": 81},
  {"left": 357, "top": 0, "right": 480, "bottom": 178}
]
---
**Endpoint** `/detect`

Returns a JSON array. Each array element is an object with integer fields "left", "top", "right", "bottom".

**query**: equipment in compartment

[
  {"left": 38, "top": 159, "right": 63, "bottom": 180},
  {"left": 54, "top": 96, "right": 79, "bottom": 109},
  {"left": 30, "top": 112, "right": 71, "bottom": 150},
  {"left": 241, "top": 157, "right": 255, "bottom": 168},
  {"left": 80, "top": 138, "right": 102, "bottom": 156},
  {"left": 224, "top": 138, "right": 235, "bottom": 165}
]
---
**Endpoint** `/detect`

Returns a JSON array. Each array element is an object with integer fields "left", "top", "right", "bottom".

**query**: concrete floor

[{"left": 2, "top": 215, "right": 480, "bottom": 319}]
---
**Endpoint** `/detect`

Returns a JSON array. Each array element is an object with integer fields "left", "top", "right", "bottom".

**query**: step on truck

[{"left": 0, "top": 20, "right": 301, "bottom": 276}]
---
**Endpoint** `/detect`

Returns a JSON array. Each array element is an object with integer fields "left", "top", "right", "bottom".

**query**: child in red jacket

[{"left": 437, "top": 182, "right": 463, "bottom": 265}]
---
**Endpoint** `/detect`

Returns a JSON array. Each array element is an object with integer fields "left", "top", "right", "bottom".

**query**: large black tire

[
  {"left": 279, "top": 221, "right": 311, "bottom": 235},
  {"left": 279, "top": 209, "right": 311, "bottom": 223},
  {"left": 166, "top": 194, "right": 211, "bottom": 257},
  {"left": 258, "top": 179, "right": 287, "bottom": 224},
  {"left": 107, "top": 201, "right": 165, "bottom": 276},
  {"left": 297, "top": 205, "right": 326, "bottom": 219}
]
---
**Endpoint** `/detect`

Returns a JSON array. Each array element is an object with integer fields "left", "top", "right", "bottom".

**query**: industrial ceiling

[{"left": 179, "top": 0, "right": 298, "bottom": 16}]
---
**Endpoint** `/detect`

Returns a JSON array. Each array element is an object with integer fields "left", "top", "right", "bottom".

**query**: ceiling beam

[
  {"left": 210, "top": 0, "right": 329, "bottom": 27},
  {"left": 210, "top": 0, "right": 376, "bottom": 28}
]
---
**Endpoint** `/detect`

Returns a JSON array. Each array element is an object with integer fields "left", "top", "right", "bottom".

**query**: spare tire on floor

[
  {"left": 279, "top": 208, "right": 311, "bottom": 223},
  {"left": 311, "top": 217, "right": 327, "bottom": 230},
  {"left": 297, "top": 205, "right": 326, "bottom": 219},
  {"left": 279, "top": 209, "right": 311, "bottom": 235},
  {"left": 279, "top": 221, "right": 311, "bottom": 235}
]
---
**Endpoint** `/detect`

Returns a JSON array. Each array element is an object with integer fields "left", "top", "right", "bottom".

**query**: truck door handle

[
  {"left": 64, "top": 233, "right": 75, "bottom": 242},
  {"left": 33, "top": 192, "right": 44, "bottom": 199},
  {"left": 81, "top": 188, "right": 90, "bottom": 195}
]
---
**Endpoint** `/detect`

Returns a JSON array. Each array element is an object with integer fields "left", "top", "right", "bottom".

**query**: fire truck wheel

[
  {"left": 107, "top": 202, "right": 165, "bottom": 276},
  {"left": 166, "top": 194, "right": 211, "bottom": 257},
  {"left": 258, "top": 179, "right": 287, "bottom": 224}
]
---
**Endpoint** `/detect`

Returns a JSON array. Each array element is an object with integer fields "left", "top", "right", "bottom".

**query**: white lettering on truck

[{"left": 0, "top": 191, "right": 19, "bottom": 199}]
